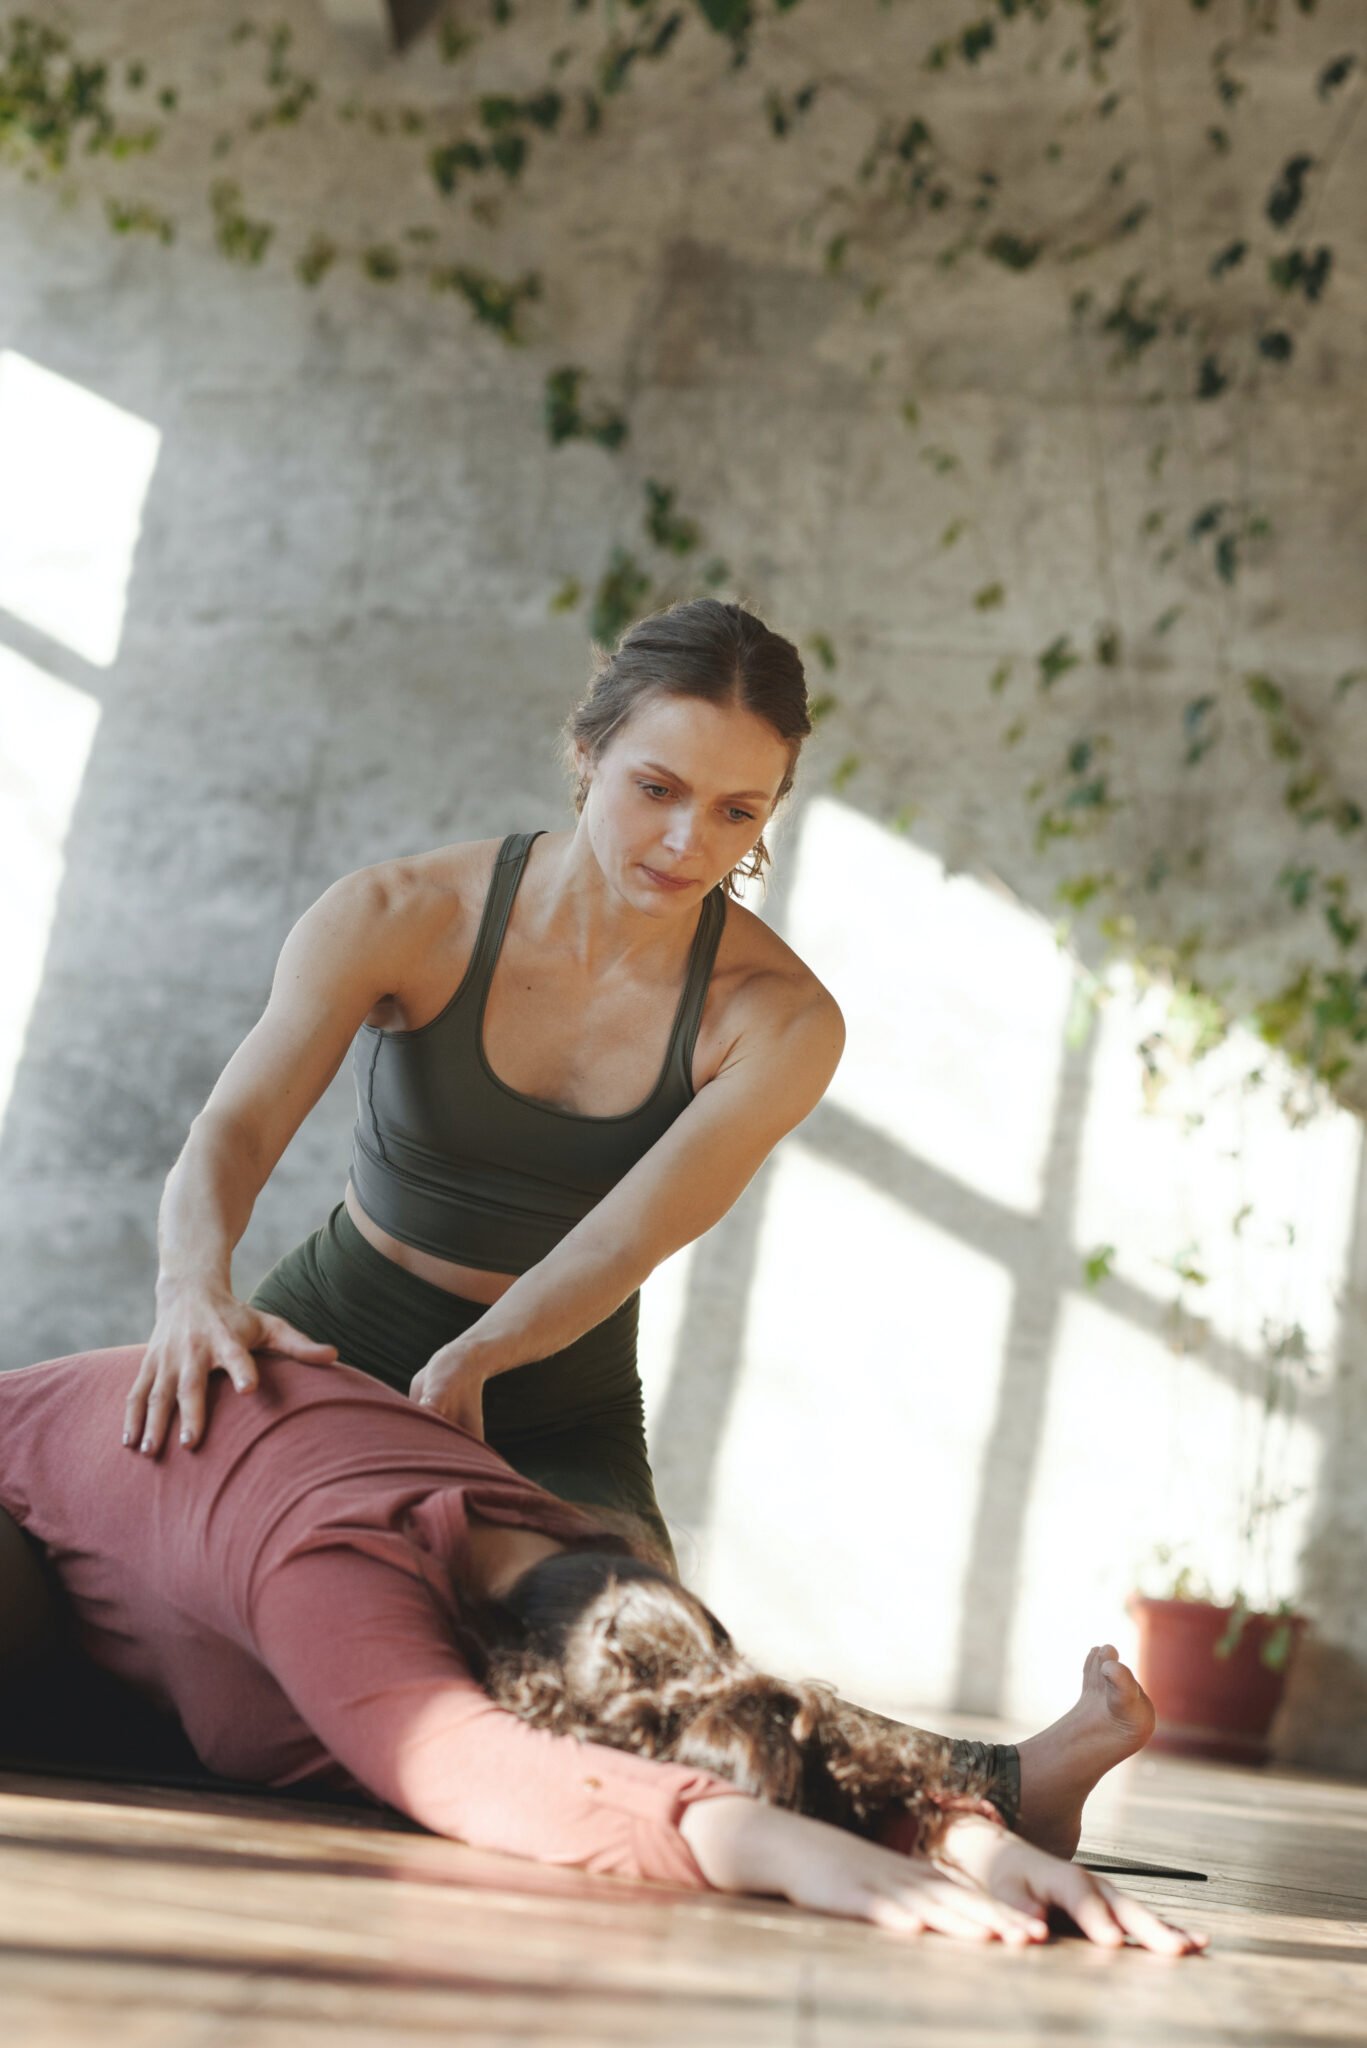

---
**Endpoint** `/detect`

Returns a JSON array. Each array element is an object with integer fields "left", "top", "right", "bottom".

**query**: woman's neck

[{"left": 463, "top": 1512, "right": 567, "bottom": 1600}]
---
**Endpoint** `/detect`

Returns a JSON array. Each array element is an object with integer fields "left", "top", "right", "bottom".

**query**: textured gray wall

[{"left": 1, "top": 0, "right": 1365, "bottom": 1771}]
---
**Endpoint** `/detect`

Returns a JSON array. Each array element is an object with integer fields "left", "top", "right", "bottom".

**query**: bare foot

[{"left": 1014, "top": 1645, "right": 1156, "bottom": 1861}]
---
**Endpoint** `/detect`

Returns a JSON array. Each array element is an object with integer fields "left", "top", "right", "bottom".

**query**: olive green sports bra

[{"left": 349, "top": 831, "right": 728, "bottom": 1274}]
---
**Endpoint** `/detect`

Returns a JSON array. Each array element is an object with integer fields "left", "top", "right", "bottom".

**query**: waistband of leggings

[{"left": 315, "top": 1201, "right": 640, "bottom": 1380}]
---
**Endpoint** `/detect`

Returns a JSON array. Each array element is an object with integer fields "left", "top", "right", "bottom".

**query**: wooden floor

[{"left": 0, "top": 1746, "right": 1363, "bottom": 2047}]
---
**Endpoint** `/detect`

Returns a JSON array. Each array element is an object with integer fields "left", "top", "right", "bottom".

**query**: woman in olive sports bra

[{"left": 122, "top": 597, "right": 843, "bottom": 1571}]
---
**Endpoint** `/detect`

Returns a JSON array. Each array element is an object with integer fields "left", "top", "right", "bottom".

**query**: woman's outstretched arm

[
  {"left": 247, "top": 1543, "right": 1043, "bottom": 1940},
  {"left": 410, "top": 973, "right": 845, "bottom": 1434},
  {"left": 124, "top": 868, "right": 437, "bottom": 1453}
]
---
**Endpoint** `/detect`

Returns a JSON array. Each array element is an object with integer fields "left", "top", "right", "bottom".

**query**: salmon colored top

[{"left": 0, "top": 1347, "right": 740, "bottom": 1888}]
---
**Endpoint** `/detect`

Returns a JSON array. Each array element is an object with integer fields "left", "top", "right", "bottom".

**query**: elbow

[{"left": 180, "top": 1105, "right": 269, "bottom": 1183}]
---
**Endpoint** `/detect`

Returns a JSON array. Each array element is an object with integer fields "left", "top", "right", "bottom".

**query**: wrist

[
  {"left": 155, "top": 1269, "right": 231, "bottom": 1308},
  {"left": 443, "top": 1324, "right": 514, "bottom": 1382},
  {"left": 679, "top": 1795, "right": 782, "bottom": 1894},
  {"left": 932, "top": 1809, "right": 1009, "bottom": 1879}
]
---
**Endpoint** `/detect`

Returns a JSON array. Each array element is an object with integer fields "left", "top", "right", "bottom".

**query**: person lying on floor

[{"left": 0, "top": 1346, "right": 1204, "bottom": 1954}]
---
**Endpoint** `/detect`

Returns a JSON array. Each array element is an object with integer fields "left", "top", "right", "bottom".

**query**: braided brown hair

[{"left": 472, "top": 1552, "right": 979, "bottom": 1854}]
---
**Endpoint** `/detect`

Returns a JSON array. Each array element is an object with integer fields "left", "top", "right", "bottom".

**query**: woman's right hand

[
  {"left": 679, "top": 1797, "right": 1048, "bottom": 1944},
  {"left": 122, "top": 1283, "right": 338, "bottom": 1456}
]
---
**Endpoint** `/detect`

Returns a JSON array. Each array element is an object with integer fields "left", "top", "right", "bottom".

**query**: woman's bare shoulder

[
  {"left": 721, "top": 896, "right": 840, "bottom": 1011},
  {"left": 325, "top": 835, "right": 507, "bottom": 931},
  {"left": 701, "top": 895, "right": 844, "bottom": 1071},
  {"left": 307, "top": 839, "right": 511, "bottom": 1029}
]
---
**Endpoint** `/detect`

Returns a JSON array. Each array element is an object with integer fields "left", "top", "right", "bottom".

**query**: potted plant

[
  {"left": 1128, "top": 1576, "right": 1306, "bottom": 1766},
  {"left": 1128, "top": 1317, "right": 1315, "bottom": 1764}
]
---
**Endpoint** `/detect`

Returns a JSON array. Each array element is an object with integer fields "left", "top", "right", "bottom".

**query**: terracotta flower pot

[{"left": 1127, "top": 1595, "right": 1307, "bottom": 1764}]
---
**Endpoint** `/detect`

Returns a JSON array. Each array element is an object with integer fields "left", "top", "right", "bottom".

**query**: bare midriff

[{"left": 343, "top": 1180, "right": 517, "bottom": 1306}]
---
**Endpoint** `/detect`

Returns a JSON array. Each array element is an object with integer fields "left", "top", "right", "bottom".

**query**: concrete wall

[{"left": 2, "top": 0, "right": 1365, "bottom": 1771}]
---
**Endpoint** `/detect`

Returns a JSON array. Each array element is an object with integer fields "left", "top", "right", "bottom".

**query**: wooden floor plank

[{"left": 0, "top": 1750, "right": 1362, "bottom": 2046}]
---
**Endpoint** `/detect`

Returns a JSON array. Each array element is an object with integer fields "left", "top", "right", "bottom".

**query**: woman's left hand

[
  {"left": 409, "top": 1342, "right": 489, "bottom": 1439},
  {"left": 934, "top": 1814, "right": 1208, "bottom": 1955}
]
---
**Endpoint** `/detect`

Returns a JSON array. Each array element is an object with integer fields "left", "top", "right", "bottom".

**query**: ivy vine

[{"left": 1, "top": 0, "right": 1364, "bottom": 1115}]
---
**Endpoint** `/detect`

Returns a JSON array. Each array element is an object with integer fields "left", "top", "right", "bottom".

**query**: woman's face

[{"left": 579, "top": 691, "right": 791, "bottom": 915}]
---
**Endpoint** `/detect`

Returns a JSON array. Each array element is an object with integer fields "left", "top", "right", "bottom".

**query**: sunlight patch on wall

[
  {"left": 638, "top": 1238, "right": 697, "bottom": 1426},
  {"left": 0, "top": 351, "right": 160, "bottom": 667},
  {"left": 0, "top": 646, "right": 101, "bottom": 1131},
  {"left": 1003, "top": 1287, "right": 1323, "bottom": 1723},
  {"left": 1073, "top": 971, "right": 1361, "bottom": 1363},
  {"left": 701, "top": 1138, "right": 1011, "bottom": 1706},
  {"left": 784, "top": 795, "right": 1073, "bottom": 1215}
]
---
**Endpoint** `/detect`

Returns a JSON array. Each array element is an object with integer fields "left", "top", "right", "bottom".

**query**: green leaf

[
  {"left": 1083, "top": 1244, "right": 1116, "bottom": 1288},
  {"left": 1246, "top": 672, "right": 1285, "bottom": 713},
  {"left": 549, "top": 576, "right": 582, "bottom": 613},
  {"left": 430, "top": 138, "right": 486, "bottom": 195},
  {"left": 807, "top": 632, "right": 838, "bottom": 673},
  {"left": 1214, "top": 1601, "right": 1248, "bottom": 1660},
  {"left": 831, "top": 752, "right": 861, "bottom": 793},
  {"left": 985, "top": 230, "right": 1041, "bottom": 270},
  {"left": 1326, "top": 902, "right": 1362, "bottom": 949},
  {"left": 1196, "top": 353, "right": 1230, "bottom": 401},
  {"left": 1318, "top": 54, "right": 1358, "bottom": 101},
  {"left": 295, "top": 232, "right": 337, "bottom": 286},
  {"left": 1057, "top": 871, "right": 1112, "bottom": 910},
  {"left": 490, "top": 131, "right": 528, "bottom": 180},
  {"left": 988, "top": 660, "right": 1012, "bottom": 695},
  {"left": 1065, "top": 775, "right": 1111, "bottom": 811},
  {"left": 807, "top": 691, "right": 838, "bottom": 723},
  {"left": 1188, "top": 501, "right": 1226, "bottom": 541},
  {"left": 643, "top": 480, "right": 700, "bottom": 554},
  {"left": 1266, "top": 154, "right": 1315, "bottom": 230},
  {"left": 589, "top": 545, "right": 654, "bottom": 649},
  {"left": 695, "top": 0, "right": 754, "bottom": 39},
  {"left": 1184, "top": 695, "right": 1217, "bottom": 764},
  {"left": 1038, "top": 635, "right": 1082, "bottom": 688},
  {"left": 1333, "top": 669, "right": 1366, "bottom": 698},
  {"left": 1208, "top": 239, "right": 1247, "bottom": 279},
  {"left": 973, "top": 581, "right": 1005, "bottom": 611},
  {"left": 1260, "top": 1620, "right": 1295, "bottom": 1673}
]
